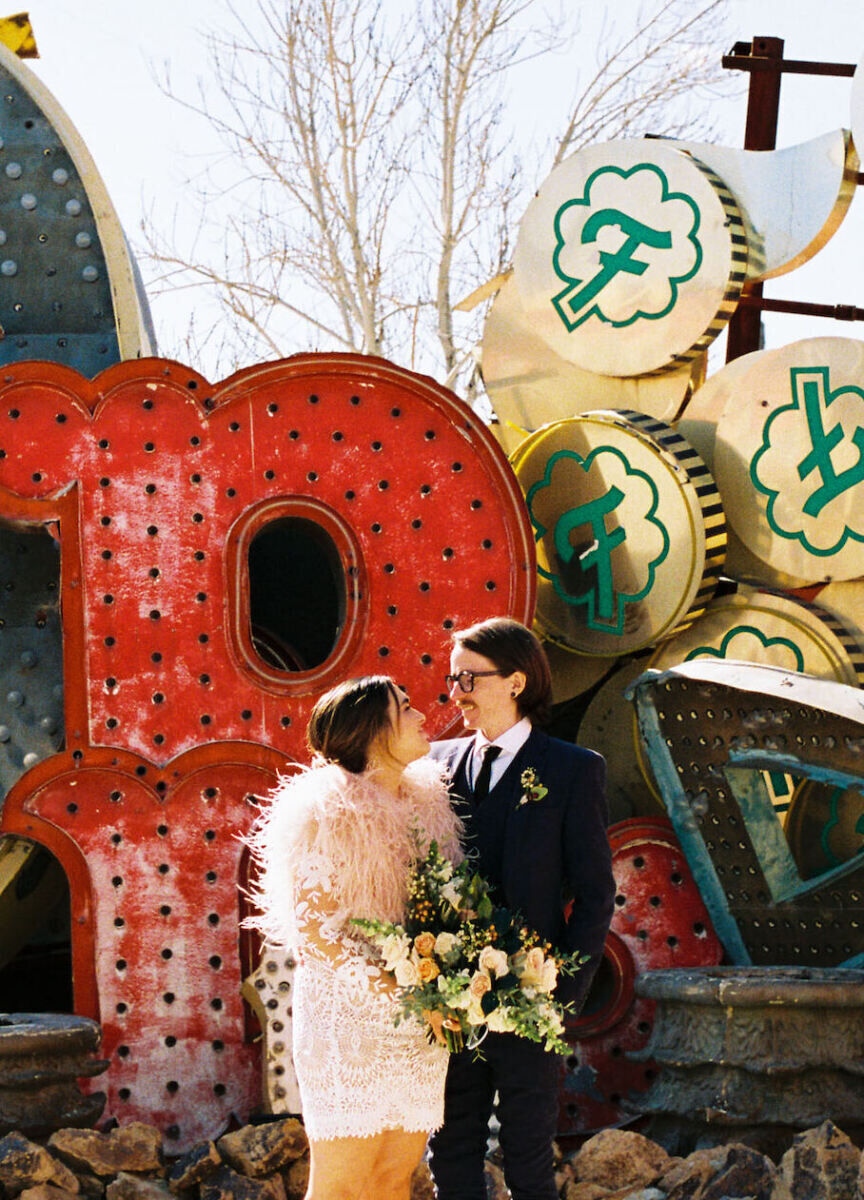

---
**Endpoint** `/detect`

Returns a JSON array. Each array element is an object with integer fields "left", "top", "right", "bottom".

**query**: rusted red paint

[
  {"left": 560, "top": 818, "right": 723, "bottom": 1135},
  {"left": 0, "top": 354, "right": 535, "bottom": 1146}
]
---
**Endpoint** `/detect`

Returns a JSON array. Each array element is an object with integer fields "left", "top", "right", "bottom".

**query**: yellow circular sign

[
  {"left": 646, "top": 587, "right": 864, "bottom": 686},
  {"left": 543, "top": 638, "right": 617, "bottom": 706},
  {"left": 510, "top": 410, "right": 726, "bottom": 655},
  {"left": 513, "top": 139, "right": 747, "bottom": 376},
  {"left": 714, "top": 337, "right": 864, "bottom": 584}
]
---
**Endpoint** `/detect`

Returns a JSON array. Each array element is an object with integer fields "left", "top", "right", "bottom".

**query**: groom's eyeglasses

[{"left": 445, "top": 670, "right": 505, "bottom": 694}]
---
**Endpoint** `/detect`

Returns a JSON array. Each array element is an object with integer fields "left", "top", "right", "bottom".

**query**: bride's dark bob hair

[{"left": 307, "top": 675, "right": 400, "bottom": 774}]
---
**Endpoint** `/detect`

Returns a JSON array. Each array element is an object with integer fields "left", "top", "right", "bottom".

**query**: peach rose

[
  {"left": 414, "top": 931, "right": 437, "bottom": 957},
  {"left": 479, "top": 945, "right": 510, "bottom": 979},
  {"left": 524, "top": 946, "right": 545, "bottom": 974},
  {"left": 418, "top": 958, "right": 441, "bottom": 983},
  {"left": 468, "top": 971, "right": 492, "bottom": 999}
]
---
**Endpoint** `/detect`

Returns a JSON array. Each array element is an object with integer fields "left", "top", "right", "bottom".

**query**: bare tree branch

[{"left": 138, "top": 0, "right": 732, "bottom": 394}]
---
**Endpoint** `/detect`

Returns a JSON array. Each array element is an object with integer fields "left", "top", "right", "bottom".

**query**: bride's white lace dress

[{"left": 248, "top": 757, "right": 462, "bottom": 1141}]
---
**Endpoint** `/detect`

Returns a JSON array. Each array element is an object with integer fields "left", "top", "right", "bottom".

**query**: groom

[{"left": 428, "top": 617, "right": 614, "bottom": 1200}]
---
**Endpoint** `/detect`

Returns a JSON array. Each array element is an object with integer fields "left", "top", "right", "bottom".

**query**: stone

[
  {"left": 661, "top": 1145, "right": 737, "bottom": 1198},
  {"left": 700, "top": 1144, "right": 775, "bottom": 1200},
  {"left": 563, "top": 1184, "right": 665, "bottom": 1200},
  {"left": 72, "top": 1175, "right": 104, "bottom": 1199},
  {"left": 105, "top": 1177, "right": 170, "bottom": 1200},
  {"left": 482, "top": 1160, "right": 509, "bottom": 1200},
  {"left": 0, "top": 1133, "right": 81, "bottom": 1196},
  {"left": 572, "top": 1129, "right": 672, "bottom": 1191},
  {"left": 48, "top": 1126, "right": 162, "bottom": 1178},
  {"left": 660, "top": 1142, "right": 776, "bottom": 1200},
  {"left": 166, "top": 1142, "right": 222, "bottom": 1193},
  {"left": 408, "top": 1161, "right": 434, "bottom": 1200},
  {"left": 280, "top": 1156, "right": 309, "bottom": 1200},
  {"left": 216, "top": 1122, "right": 307, "bottom": 1178},
  {"left": 771, "top": 1121, "right": 860, "bottom": 1200},
  {"left": 200, "top": 1166, "right": 286, "bottom": 1200},
  {"left": 19, "top": 1187, "right": 80, "bottom": 1200},
  {"left": 561, "top": 1184, "right": 611, "bottom": 1200}
]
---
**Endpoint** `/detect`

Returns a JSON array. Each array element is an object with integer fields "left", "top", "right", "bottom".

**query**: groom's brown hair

[{"left": 452, "top": 617, "right": 552, "bottom": 725}]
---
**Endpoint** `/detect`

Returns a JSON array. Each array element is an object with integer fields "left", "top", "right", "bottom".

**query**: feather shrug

[{"left": 246, "top": 756, "right": 462, "bottom": 950}]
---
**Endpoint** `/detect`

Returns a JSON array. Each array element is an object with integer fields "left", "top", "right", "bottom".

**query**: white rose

[
  {"left": 487, "top": 1007, "right": 517, "bottom": 1033},
  {"left": 478, "top": 946, "right": 510, "bottom": 979},
  {"left": 394, "top": 957, "right": 421, "bottom": 987},
  {"left": 381, "top": 934, "right": 411, "bottom": 970},
  {"left": 538, "top": 1002, "right": 564, "bottom": 1035},
  {"left": 440, "top": 880, "right": 461, "bottom": 908},
  {"left": 466, "top": 998, "right": 486, "bottom": 1026},
  {"left": 434, "top": 931, "right": 459, "bottom": 957},
  {"left": 538, "top": 959, "right": 558, "bottom": 994}
]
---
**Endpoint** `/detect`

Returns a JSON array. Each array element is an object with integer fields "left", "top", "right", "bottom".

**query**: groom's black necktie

[{"left": 472, "top": 745, "right": 501, "bottom": 805}]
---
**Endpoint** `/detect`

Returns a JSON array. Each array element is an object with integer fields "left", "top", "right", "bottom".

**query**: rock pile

[
  {"left": 549, "top": 1123, "right": 864, "bottom": 1200},
  {"left": 0, "top": 1119, "right": 310, "bottom": 1200},
  {"left": 0, "top": 1117, "right": 861, "bottom": 1200}
]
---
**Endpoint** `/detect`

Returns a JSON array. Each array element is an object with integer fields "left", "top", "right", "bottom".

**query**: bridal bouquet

[{"left": 352, "top": 841, "right": 588, "bottom": 1053}]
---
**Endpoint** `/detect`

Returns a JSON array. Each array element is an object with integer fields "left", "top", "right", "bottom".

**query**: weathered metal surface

[
  {"left": 0, "top": 353, "right": 535, "bottom": 1147},
  {"left": 0, "top": 524, "right": 64, "bottom": 796},
  {"left": 577, "top": 658, "right": 662, "bottom": 824},
  {"left": 0, "top": 1011, "right": 107, "bottom": 1137},
  {"left": 480, "top": 275, "right": 693, "bottom": 432},
  {"left": 0, "top": 41, "right": 154, "bottom": 374},
  {"left": 510, "top": 410, "right": 725, "bottom": 656},
  {"left": 512, "top": 139, "right": 748, "bottom": 376},
  {"left": 558, "top": 818, "right": 722, "bottom": 1135},
  {"left": 631, "top": 966, "right": 864, "bottom": 1132},
  {"left": 784, "top": 777, "right": 864, "bottom": 881},
  {"left": 543, "top": 639, "right": 614, "bottom": 708},
  {"left": 669, "top": 131, "right": 858, "bottom": 281},
  {"left": 630, "top": 658, "right": 864, "bottom": 967},
  {"left": 242, "top": 950, "right": 302, "bottom": 1117},
  {"left": 0, "top": 356, "right": 534, "bottom": 762}
]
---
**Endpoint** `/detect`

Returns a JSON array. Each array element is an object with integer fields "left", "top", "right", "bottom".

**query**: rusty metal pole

[{"left": 725, "top": 37, "right": 785, "bottom": 362}]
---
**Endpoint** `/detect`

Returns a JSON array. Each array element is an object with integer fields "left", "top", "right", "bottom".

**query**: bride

[{"left": 248, "top": 675, "right": 462, "bottom": 1200}]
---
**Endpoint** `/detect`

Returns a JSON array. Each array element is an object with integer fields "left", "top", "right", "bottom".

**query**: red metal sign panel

[{"left": 0, "top": 353, "right": 535, "bottom": 1146}]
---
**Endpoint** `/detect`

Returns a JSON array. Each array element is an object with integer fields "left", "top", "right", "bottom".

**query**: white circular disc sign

[
  {"left": 714, "top": 338, "right": 864, "bottom": 584},
  {"left": 513, "top": 139, "right": 747, "bottom": 377}
]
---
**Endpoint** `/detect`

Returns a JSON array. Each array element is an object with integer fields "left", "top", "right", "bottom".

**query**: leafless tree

[{"left": 141, "top": 0, "right": 730, "bottom": 390}]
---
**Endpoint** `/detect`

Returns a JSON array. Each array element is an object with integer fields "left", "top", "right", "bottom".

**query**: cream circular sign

[
  {"left": 714, "top": 338, "right": 864, "bottom": 583},
  {"left": 512, "top": 139, "right": 748, "bottom": 376}
]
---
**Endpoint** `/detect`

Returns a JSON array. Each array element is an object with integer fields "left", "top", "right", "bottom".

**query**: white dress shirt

[{"left": 469, "top": 717, "right": 533, "bottom": 791}]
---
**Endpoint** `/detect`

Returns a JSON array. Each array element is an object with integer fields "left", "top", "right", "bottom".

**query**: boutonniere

[{"left": 519, "top": 768, "right": 548, "bottom": 806}]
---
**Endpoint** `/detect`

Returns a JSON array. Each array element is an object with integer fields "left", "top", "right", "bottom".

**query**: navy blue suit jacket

[{"left": 430, "top": 727, "right": 614, "bottom": 1010}]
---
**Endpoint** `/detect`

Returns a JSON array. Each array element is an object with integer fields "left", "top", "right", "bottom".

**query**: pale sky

[{"left": 15, "top": 0, "right": 864, "bottom": 375}]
